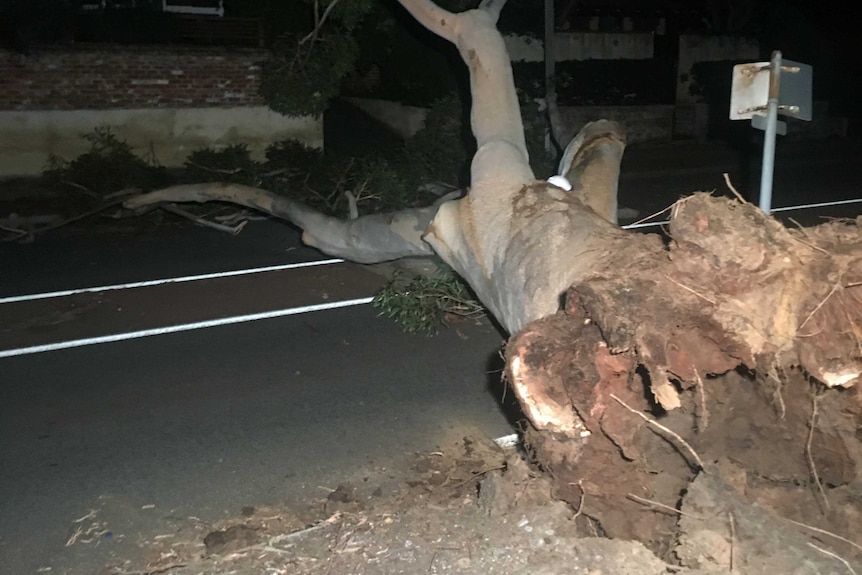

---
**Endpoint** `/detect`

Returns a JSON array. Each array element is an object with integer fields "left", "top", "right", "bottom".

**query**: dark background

[{"left": 1, "top": 0, "right": 859, "bottom": 134}]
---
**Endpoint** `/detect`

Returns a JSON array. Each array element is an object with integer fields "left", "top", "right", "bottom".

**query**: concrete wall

[
  {"left": 0, "top": 107, "right": 322, "bottom": 175},
  {"left": 672, "top": 104, "right": 711, "bottom": 141},
  {"left": 505, "top": 32, "right": 654, "bottom": 62},
  {"left": 0, "top": 46, "right": 321, "bottom": 176},
  {"left": 345, "top": 97, "right": 674, "bottom": 146},
  {"left": 557, "top": 105, "right": 675, "bottom": 145},
  {"left": 676, "top": 35, "right": 759, "bottom": 104},
  {"left": 343, "top": 97, "right": 427, "bottom": 140}
]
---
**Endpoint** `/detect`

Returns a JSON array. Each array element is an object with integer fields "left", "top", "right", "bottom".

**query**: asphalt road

[
  {"left": 0, "top": 302, "right": 514, "bottom": 574},
  {"left": 0, "top": 217, "right": 322, "bottom": 297},
  {"left": 0, "top": 218, "right": 517, "bottom": 574}
]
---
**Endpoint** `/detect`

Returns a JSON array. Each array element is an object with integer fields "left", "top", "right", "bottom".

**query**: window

[{"left": 162, "top": 0, "right": 224, "bottom": 17}]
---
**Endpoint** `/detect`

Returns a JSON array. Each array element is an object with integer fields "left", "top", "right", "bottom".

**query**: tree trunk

[{"left": 126, "top": 0, "right": 862, "bottom": 562}]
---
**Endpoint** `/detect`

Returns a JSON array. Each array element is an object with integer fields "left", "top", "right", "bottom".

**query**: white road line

[
  {"left": 0, "top": 296, "right": 374, "bottom": 359},
  {"left": 0, "top": 258, "right": 346, "bottom": 304}
]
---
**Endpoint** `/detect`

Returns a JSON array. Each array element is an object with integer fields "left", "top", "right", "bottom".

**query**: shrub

[{"left": 43, "top": 127, "right": 170, "bottom": 196}]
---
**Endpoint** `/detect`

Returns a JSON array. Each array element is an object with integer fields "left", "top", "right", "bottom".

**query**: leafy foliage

[
  {"left": 261, "top": 32, "right": 359, "bottom": 118},
  {"left": 373, "top": 272, "right": 485, "bottom": 335},
  {"left": 344, "top": 2, "right": 465, "bottom": 106},
  {"left": 184, "top": 144, "right": 263, "bottom": 188},
  {"left": 259, "top": 0, "right": 487, "bottom": 117},
  {"left": 276, "top": 150, "right": 412, "bottom": 216},
  {"left": 43, "top": 127, "right": 170, "bottom": 196},
  {"left": 259, "top": 0, "right": 380, "bottom": 117},
  {"left": 181, "top": 140, "right": 418, "bottom": 218},
  {"left": 402, "top": 94, "right": 473, "bottom": 189},
  {"left": 325, "top": 0, "right": 376, "bottom": 32},
  {"left": 265, "top": 138, "right": 326, "bottom": 170},
  {"left": 332, "top": 155, "right": 411, "bottom": 214}
]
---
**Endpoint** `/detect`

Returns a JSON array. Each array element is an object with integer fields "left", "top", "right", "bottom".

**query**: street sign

[
  {"left": 729, "top": 52, "right": 813, "bottom": 214},
  {"left": 730, "top": 58, "right": 813, "bottom": 121}
]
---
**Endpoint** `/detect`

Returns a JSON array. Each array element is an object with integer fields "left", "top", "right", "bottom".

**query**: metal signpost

[{"left": 729, "top": 51, "right": 813, "bottom": 213}]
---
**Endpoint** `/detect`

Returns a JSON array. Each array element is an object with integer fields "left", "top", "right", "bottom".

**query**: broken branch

[
  {"left": 125, "top": 182, "right": 440, "bottom": 263},
  {"left": 160, "top": 204, "right": 248, "bottom": 235}
]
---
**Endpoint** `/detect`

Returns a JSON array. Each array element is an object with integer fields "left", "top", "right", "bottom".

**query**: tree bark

[{"left": 401, "top": 0, "right": 626, "bottom": 334}]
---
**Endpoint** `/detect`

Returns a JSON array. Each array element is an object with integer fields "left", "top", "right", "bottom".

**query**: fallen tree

[{"left": 125, "top": 0, "right": 862, "bottom": 570}]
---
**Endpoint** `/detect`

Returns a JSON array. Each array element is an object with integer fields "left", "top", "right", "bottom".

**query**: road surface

[{"left": 0, "top": 220, "right": 517, "bottom": 574}]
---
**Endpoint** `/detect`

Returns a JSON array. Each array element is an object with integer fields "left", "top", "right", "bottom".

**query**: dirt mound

[{"left": 98, "top": 425, "right": 860, "bottom": 575}]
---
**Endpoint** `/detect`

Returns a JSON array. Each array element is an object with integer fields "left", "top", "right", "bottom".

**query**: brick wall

[{"left": 0, "top": 45, "right": 268, "bottom": 111}]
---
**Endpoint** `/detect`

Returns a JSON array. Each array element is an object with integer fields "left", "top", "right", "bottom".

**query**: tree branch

[
  {"left": 395, "top": 0, "right": 458, "bottom": 42},
  {"left": 124, "top": 183, "right": 439, "bottom": 263},
  {"left": 397, "top": 0, "right": 529, "bottom": 182},
  {"left": 160, "top": 203, "right": 248, "bottom": 235},
  {"left": 299, "top": 0, "right": 341, "bottom": 46},
  {"left": 558, "top": 120, "right": 626, "bottom": 224},
  {"left": 479, "top": 0, "right": 506, "bottom": 22}
]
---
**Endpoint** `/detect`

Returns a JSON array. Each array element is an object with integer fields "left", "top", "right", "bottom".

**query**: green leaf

[{"left": 372, "top": 272, "right": 485, "bottom": 335}]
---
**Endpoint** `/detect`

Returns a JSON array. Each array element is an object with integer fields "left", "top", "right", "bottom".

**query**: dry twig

[
  {"left": 4, "top": 194, "right": 135, "bottom": 241},
  {"left": 808, "top": 543, "right": 859, "bottom": 575},
  {"left": 787, "top": 217, "right": 831, "bottom": 255},
  {"left": 61, "top": 179, "right": 100, "bottom": 198},
  {"left": 693, "top": 368, "right": 709, "bottom": 432},
  {"left": 450, "top": 465, "right": 506, "bottom": 490},
  {"left": 0, "top": 221, "right": 28, "bottom": 241},
  {"left": 324, "top": 516, "right": 350, "bottom": 575},
  {"left": 664, "top": 274, "right": 716, "bottom": 305},
  {"left": 728, "top": 512, "right": 736, "bottom": 572},
  {"left": 569, "top": 480, "right": 586, "bottom": 520},
  {"left": 611, "top": 394, "right": 705, "bottom": 470},
  {"left": 185, "top": 160, "right": 244, "bottom": 175},
  {"left": 214, "top": 209, "right": 266, "bottom": 225},
  {"left": 428, "top": 546, "right": 462, "bottom": 574},
  {"left": 770, "top": 363, "right": 787, "bottom": 420},
  {"left": 805, "top": 388, "right": 830, "bottom": 512},
  {"left": 161, "top": 204, "right": 248, "bottom": 235},
  {"left": 344, "top": 190, "right": 359, "bottom": 220},
  {"left": 722, "top": 173, "right": 746, "bottom": 203},
  {"left": 299, "top": 0, "right": 341, "bottom": 46},
  {"left": 268, "top": 512, "right": 342, "bottom": 544},
  {"left": 115, "top": 562, "right": 189, "bottom": 575},
  {"left": 628, "top": 204, "right": 672, "bottom": 228},
  {"left": 838, "top": 289, "right": 862, "bottom": 356},
  {"left": 779, "top": 517, "right": 862, "bottom": 554},
  {"left": 799, "top": 282, "right": 840, "bottom": 330},
  {"left": 626, "top": 494, "right": 702, "bottom": 518}
]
